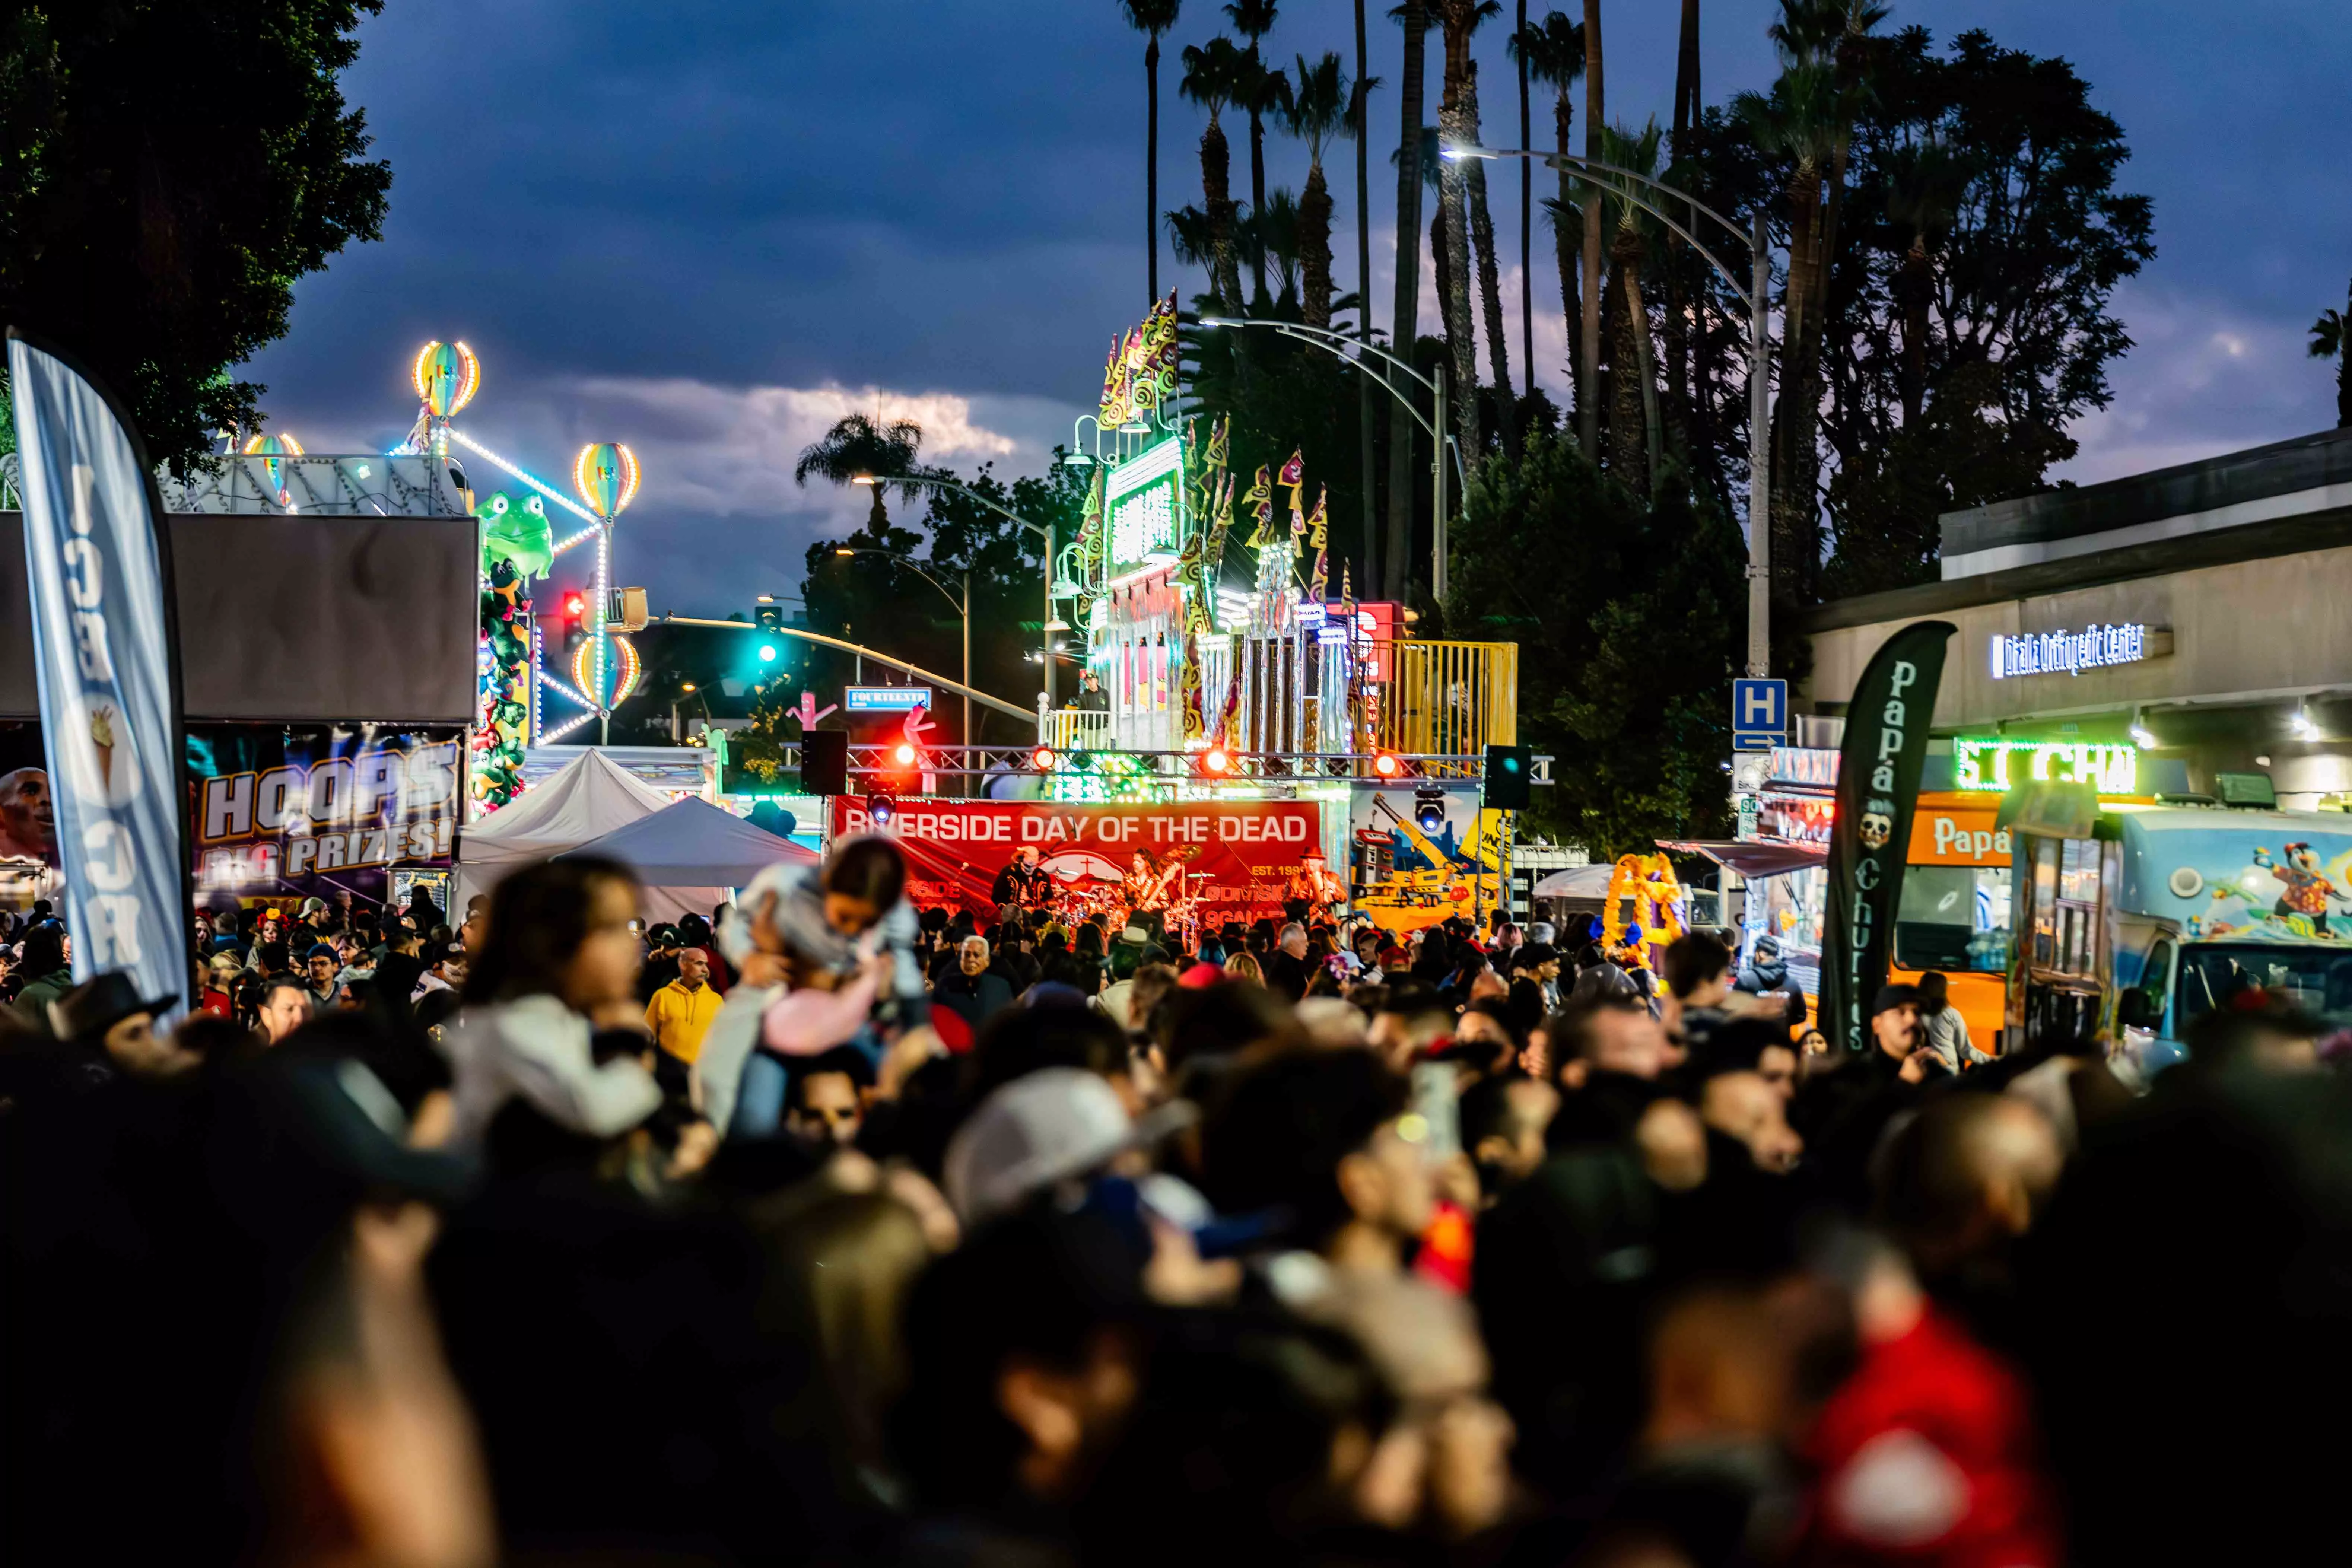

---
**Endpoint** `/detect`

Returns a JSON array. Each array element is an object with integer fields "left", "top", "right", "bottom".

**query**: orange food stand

[{"left": 1887, "top": 793, "right": 2014, "bottom": 1051}]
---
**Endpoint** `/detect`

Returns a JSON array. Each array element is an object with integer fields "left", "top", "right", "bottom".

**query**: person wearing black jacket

[{"left": 933, "top": 936, "right": 1015, "bottom": 1031}]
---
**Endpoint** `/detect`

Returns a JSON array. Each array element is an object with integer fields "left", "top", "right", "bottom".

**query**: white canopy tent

[
  {"left": 556, "top": 797, "right": 817, "bottom": 923},
  {"left": 454, "top": 750, "right": 673, "bottom": 915}
]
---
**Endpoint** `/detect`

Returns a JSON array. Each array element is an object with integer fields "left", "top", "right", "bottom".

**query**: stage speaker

[{"left": 801, "top": 729, "right": 849, "bottom": 796}]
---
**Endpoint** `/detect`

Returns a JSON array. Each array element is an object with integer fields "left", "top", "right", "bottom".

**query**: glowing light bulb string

[{"left": 445, "top": 427, "right": 604, "bottom": 531}]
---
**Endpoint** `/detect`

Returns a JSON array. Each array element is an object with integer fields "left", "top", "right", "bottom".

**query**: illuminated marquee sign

[
  {"left": 1952, "top": 737, "right": 2136, "bottom": 795},
  {"left": 1105, "top": 434, "right": 1185, "bottom": 575},
  {"left": 1990, "top": 622, "right": 2164, "bottom": 679},
  {"left": 845, "top": 686, "right": 934, "bottom": 712}
]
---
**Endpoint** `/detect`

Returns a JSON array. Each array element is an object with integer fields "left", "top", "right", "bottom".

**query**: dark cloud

[{"left": 241, "top": 0, "right": 2352, "bottom": 615}]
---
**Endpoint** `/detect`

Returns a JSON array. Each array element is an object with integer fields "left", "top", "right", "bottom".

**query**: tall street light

[
  {"left": 1198, "top": 315, "right": 1458, "bottom": 601},
  {"left": 1442, "top": 140, "right": 1776, "bottom": 678},
  {"left": 853, "top": 471, "right": 1068, "bottom": 706},
  {"left": 832, "top": 546, "right": 972, "bottom": 796}
]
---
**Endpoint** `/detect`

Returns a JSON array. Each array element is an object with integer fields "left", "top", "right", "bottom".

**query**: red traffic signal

[{"left": 562, "top": 590, "right": 586, "bottom": 618}]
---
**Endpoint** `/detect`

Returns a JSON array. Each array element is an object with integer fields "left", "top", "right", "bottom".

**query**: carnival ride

[{"left": 390, "top": 340, "right": 647, "bottom": 807}]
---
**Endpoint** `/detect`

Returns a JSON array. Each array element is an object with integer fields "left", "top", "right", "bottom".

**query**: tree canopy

[{"left": 0, "top": 0, "right": 391, "bottom": 468}]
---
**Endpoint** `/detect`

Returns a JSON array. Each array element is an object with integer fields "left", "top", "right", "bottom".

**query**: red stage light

[
  {"left": 1372, "top": 750, "right": 1403, "bottom": 778},
  {"left": 892, "top": 742, "right": 918, "bottom": 767},
  {"left": 1201, "top": 745, "right": 1232, "bottom": 776},
  {"left": 1032, "top": 746, "right": 1057, "bottom": 771}
]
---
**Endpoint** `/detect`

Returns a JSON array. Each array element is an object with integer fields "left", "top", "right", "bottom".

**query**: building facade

[{"left": 1803, "top": 425, "right": 2352, "bottom": 809}]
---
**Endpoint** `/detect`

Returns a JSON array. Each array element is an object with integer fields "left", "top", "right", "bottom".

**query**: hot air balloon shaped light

[
  {"left": 572, "top": 443, "right": 641, "bottom": 521},
  {"left": 242, "top": 432, "right": 306, "bottom": 508},
  {"left": 568, "top": 442, "right": 641, "bottom": 719}
]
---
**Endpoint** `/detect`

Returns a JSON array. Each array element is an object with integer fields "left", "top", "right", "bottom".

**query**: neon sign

[
  {"left": 1952, "top": 738, "right": 2136, "bottom": 795},
  {"left": 1105, "top": 435, "right": 1185, "bottom": 574}
]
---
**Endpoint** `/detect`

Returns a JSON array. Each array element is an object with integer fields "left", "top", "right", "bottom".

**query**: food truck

[
  {"left": 1721, "top": 783, "right": 2011, "bottom": 1046},
  {"left": 2007, "top": 798, "right": 2352, "bottom": 1074}
]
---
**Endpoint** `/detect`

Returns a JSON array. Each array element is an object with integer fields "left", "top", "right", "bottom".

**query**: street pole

[
  {"left": 1433, "top": 370, "right": 1449, "bottom": 604},
  {"left": 1042, "top": 521, "right": 1056, "bottom": 710},
  {"left": 962, "top": 569, "right": 972, "bottom": 798},
  {"left": 1748, "top": 211, "right": 1772, "bottom": 679}
]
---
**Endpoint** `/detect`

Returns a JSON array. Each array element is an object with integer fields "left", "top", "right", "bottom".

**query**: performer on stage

[
  {"left": 1119, "top": 847, "right": 1177, "bottom": 915},
  {"left": 1283, "top": 848, "right": 1347, "bottom": 926},
  {"left": 991, "top": 846, "right": 1048, "bottom": 924}
]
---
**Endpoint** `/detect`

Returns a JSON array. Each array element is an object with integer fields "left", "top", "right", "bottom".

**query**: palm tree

[
  {"left": 1242, "top": 187, "right": 1305, "bottom": 308},
  {"left": 1351, "top": 0, "right": 1379, "bottom": 587},
  {"left": 1385, "top": 0, "right": 1430, "bottom": 601},
  {"left": 1596, "top": 120, "right": 1665, "bottom": 490},
  {"left": 1226, "top": 0, "right": 1283, "bottom": 302},
  {"left": 1735, "top": 0, "right": 1885, "bottom": 605},
  {"left": 1433, "top": 0, "right": 1504, "bottom": 459},
  {"left": 1121, "top": 1, "right": 1185, "bottom": 303},
  {"left": 1511, "top": 12, "right": 1582, "bottom": 422},
  {"left": 1285, "top": 52, "right": 1352, "bottom": 328},
  {"left": 1671, "top": 0, "right": 1700, "bottom": 147},
  {"left": 1578, "top": 0, "right": 1604, "bottom": 459},
  {"left": 1180, "top": 36, "right": 1252, "bottom": 309},
  {"left": 1515, "top": 0, "right": 1532, "bottom": 392},
  {"left": 2311, "top": 279, "right": 2352, "bottom": 428},
  {"left": 794, "top": 413, "right": 925, "bottom": 533}
]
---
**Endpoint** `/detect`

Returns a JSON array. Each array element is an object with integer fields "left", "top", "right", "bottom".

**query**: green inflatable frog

[{"left": 477, "top": 489, "right": 554, "bottom": 581}]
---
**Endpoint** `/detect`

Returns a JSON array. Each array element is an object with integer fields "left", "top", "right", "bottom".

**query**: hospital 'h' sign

[{"left": 1733, "top": 678, "right": 1787, "bottom": 751}]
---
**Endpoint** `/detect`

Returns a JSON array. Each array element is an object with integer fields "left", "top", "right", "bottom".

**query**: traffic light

[
  {"left": 560, "top": 590, "right": 587, "bottom": 656},
  {"left": 753, "top": 601, "right": 783, "bottom": 632},
  {"left": 1484, "top": 744, "right": 1532, "bottom": 810}
]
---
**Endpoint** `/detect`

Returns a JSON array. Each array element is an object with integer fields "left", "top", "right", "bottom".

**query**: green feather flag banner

[{"left": 1821, "top": 620, "right": 1955, "bottom": 1053}]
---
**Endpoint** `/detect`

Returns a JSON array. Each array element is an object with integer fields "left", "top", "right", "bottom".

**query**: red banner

[{"left": 830, "top": 798, "right": 1323, "bottom": 929}]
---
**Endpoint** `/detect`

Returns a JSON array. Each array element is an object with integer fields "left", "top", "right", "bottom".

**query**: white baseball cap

[{"left": 943, "top": 1067, "right": 1194, "bottom": 1224}]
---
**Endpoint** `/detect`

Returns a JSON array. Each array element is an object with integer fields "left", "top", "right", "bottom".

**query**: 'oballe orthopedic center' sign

[{"left": 1989, "top": 622, "right": 2167, "bottom": 679}]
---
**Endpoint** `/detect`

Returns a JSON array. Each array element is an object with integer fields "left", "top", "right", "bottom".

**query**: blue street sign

[
  {"left": 1732, "top": 678, "right": 1787, "bottom": 751},
  {"left": 845, "top": 686, "right": 934, "bottom": 712}
]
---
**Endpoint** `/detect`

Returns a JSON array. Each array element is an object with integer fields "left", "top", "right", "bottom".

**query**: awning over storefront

[{"left": 1657, "top": 839, "right": 1827, "bottom": 879}]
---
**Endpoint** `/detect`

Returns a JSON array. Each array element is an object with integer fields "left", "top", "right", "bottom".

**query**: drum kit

[{"left": 1045, "top": 872, "right": 1212, "bottom": 948}]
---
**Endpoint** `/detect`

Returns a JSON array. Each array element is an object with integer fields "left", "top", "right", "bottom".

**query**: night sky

[{"left": 243, "top": 0, "right": 2352, "bottom": 618}]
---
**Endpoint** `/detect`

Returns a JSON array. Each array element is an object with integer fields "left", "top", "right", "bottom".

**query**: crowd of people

[{"left": 0, "top": 841, "right": 2345, "bottom": 1566}]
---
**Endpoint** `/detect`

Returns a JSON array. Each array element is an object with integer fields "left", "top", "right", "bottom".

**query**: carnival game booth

[{"left": 0, "top": 493, "right": 481, "bottom": 913}]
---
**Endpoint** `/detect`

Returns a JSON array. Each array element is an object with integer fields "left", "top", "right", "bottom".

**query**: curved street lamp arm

[
  {"left": 834, "top": 548, "right": 962, "bottom": 618},
  {"left": 1204, "top": 314, "right": 1440, "bottom": 398},
  {"left": 651, "top": 616, "right": 1032, "bottom": 721},
  {"left": 1447, "top": 142, "right": 1758, "bottom": 261},
  {"left": 902, "top": 471, "right": 1053, "bottom": 543},
  {"left": 1267, "top": 326, "right": 1441, "bottom": 440}
]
